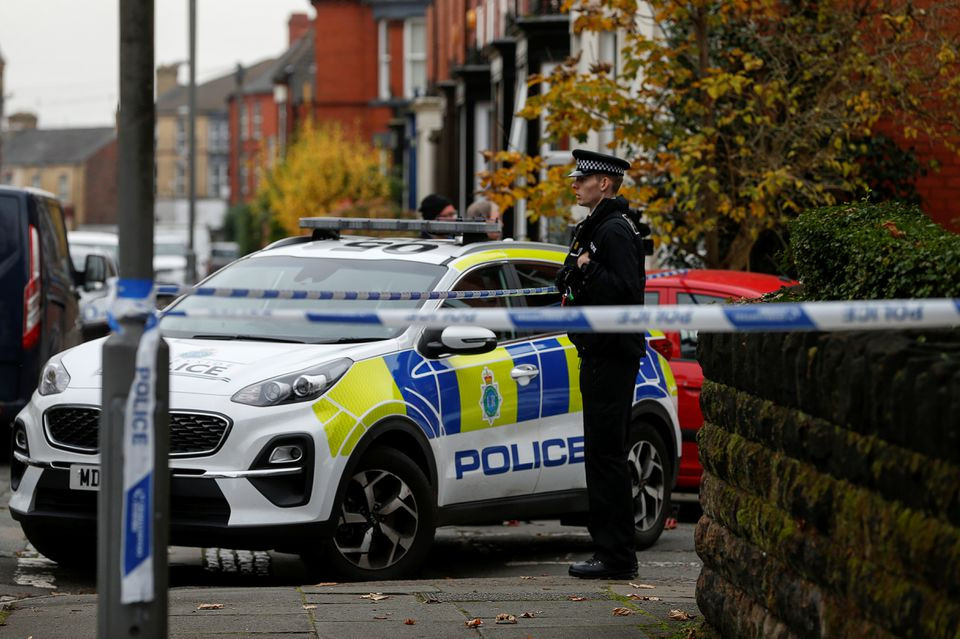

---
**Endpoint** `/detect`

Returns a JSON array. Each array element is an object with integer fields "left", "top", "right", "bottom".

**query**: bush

[{"left": 788, "top": 201, "right": 960, "bottom": 301}]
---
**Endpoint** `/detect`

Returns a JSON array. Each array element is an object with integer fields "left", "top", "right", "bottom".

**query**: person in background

[
  {"left": 418, "top": 194, "right": 457, "bottom": 238},
  {"left": 465, "top": 198, "right": 502, "bottom": 240}
]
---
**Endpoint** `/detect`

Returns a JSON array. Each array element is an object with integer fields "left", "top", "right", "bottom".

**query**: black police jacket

[{"left": 561, "top": 196, "right": 646, "bottom": 359}]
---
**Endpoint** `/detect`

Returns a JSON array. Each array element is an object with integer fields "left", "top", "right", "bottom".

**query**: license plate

[{"left": 69, "top": 465, "right": 100, "bottom": 491}]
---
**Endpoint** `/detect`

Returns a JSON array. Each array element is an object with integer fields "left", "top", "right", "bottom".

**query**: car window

[
  {"left": 0, "top": 195, "right": 19, "bottom": 257},
  {"left": 444, "top": 264, "right": 515, "bottom": 341},
  {"left": 513, "top": 261, "right": 562, "bottom": 308},
  {"left": 644, "top": 291, "right": 660, "bottom": 305},
  {"left": 160, "top": 255, "right": 446, "bottom": 343},
  {"left": 36, "top": 198, "right": 72, "bottom": 280},
  {"left": 675, "top": 291, "right": 729, "bottom": 359}
]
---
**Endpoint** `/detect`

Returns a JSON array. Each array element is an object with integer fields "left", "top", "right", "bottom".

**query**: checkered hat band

[{"left": 577, "top": 159, "right": 623, "bottom": 175}]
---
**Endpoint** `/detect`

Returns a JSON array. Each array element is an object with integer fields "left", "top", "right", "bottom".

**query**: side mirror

[
  {"left": 418, "top": 326, "right": 498, "bottom": 359},
  {"left": 83, "top": 254, "right": 108, "bottom": 292}
]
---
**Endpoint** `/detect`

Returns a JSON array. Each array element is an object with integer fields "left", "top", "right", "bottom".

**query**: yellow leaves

[{"left": 258, "top": 118, "right": 392, "bottom": 237}]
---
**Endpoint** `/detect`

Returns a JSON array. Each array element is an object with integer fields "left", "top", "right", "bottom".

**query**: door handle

[{"left": 510, "top": 364, "right": 540, "bottom": 386}]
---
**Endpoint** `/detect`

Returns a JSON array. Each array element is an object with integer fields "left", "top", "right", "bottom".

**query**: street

[{"left": 0, "top": 463, "right": 700, "bottom": 612}]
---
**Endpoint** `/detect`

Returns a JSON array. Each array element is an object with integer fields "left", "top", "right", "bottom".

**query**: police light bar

[{"left": 299, "top": 217, "right": 499, "bottom": 234}]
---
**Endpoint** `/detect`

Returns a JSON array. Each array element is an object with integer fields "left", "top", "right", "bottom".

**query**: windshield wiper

[
  {"left": 190, "top": 334, "right": 304, "bottom": 344},
  {"left": 322, "top": 337, "right": 387, "bottom": 344}
]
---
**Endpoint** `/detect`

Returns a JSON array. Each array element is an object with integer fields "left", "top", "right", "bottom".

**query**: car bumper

[{"left": 10, "top": 387, "right": 345, "bottom": 550}]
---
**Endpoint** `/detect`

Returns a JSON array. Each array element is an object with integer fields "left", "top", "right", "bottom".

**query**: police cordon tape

[
  {"left": 159, "top": 298, "right": 960, "bottom": 333},
  {"left": 151, "top": 269, "right": 690, "bottom": 301}
]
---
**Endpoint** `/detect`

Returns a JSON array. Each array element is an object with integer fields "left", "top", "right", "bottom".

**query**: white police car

[{"left": 9, "top": 219, "right": 680, "bottom": 580}]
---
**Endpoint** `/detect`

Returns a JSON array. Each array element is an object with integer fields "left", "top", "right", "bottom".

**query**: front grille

[{"left": 44, "top": 406, "right": 230, "bottom": 456}]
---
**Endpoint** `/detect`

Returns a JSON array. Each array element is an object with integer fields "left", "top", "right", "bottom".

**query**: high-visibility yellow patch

[
  {"left": 449, "top": 347, "right": 519, "bottom": 432},
  {"left": 451, "top": 248, "right": 564, "bottom": 272},
  {"left": 312, "top": 358, "right": 405, "bottom": 456},
  {"left": 557, "top": 335, "right": 583, "bottom": 413},
  {"left": 659, "top": 353, "right": 678, "bottom": 397}
]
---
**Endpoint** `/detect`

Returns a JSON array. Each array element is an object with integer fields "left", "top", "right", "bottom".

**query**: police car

[{"left": 9, "top": 218, "right": 680, "bottom": 580}]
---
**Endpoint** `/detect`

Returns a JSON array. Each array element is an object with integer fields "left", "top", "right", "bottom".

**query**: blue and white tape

[
  {"left": 115, "top": 279, "right": 159, "bottom": 604},
  {"left": 160, "top": 298, "right": 960, "bottom": 333}
]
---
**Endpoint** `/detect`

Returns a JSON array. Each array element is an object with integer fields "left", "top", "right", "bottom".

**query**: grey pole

[
  {"left": 186, "top": 0, "right": 197, "bottom": 284},
  {"left": 233, "top": 63, "right": 244, "bottom": 205},
  {"left": 99, "top": 1, "right": 170, "bottom": 637}
]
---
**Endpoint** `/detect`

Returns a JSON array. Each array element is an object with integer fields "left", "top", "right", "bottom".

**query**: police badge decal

[{"left": 479, "top": 366, "right": 502, "bottom": 425}]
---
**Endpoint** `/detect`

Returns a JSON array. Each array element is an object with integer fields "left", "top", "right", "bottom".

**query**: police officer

[{"left": 557, "top": 149, "right": 646, "bottom": 580}]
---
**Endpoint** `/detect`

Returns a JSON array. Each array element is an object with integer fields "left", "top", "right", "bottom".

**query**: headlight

[
  {"left": 231, "top": 358, "right": 352, "bottom": 407},
  {"left": 39, "top": 357, "right": 71, "bottom": 395}
]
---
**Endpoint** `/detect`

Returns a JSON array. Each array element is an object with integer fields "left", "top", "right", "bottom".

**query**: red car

[{"left": 645, "top": 269, "right": 797, "bottom": 494}]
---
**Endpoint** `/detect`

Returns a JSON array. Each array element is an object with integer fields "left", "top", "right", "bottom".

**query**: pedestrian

[
  {"left": 556, "top": 149, "right": 646, "bottom": 580},
  {"left": 417, "top": 194, "right": 457, "bottom": 238},
  {"left": 465, "top": 197, "right": 502, "bottom": 240}
]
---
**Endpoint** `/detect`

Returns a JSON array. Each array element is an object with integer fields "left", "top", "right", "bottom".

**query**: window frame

[
  {"left": 377, "top": 20, "right": 391, "bottom": 100},
  {"left": 403, "top": 17, "right": 427, "bottom": 99}
]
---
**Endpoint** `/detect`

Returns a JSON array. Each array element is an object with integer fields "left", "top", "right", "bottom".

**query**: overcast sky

[{"left": 0, "top": 0, "right": 314, "bottom": 128}]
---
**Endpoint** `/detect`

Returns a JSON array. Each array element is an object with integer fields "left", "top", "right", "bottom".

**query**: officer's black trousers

[{"left": 578, "top": 354, "right": 639, "bottom": 569}]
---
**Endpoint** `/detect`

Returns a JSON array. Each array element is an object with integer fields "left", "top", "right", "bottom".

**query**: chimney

[
  {"left": 156, "top": 63, "right": 181, "bottom": 97},
  {"left": 9, "top": 112, "right": 38, "bottom": 131},
  {"left": 288, "top": 13, "right": 311, "bottom": 46}
]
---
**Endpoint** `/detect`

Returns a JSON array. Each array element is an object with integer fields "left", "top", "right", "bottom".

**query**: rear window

[{"left": 0, "top": 195, "right": 21, "bottom": 256}]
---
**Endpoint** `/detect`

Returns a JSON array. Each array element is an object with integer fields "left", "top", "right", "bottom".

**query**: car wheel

[
  {"left": 20, "top": 522, "right": 96, "bottom": 569},
  {"left": 308, "top": 448, "right": 436, "bottom": 581},
  {"left": 628, "top": 422, "right": 672, "bottom": 549}
]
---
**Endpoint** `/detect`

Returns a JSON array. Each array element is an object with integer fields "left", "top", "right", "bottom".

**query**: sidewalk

[{"left": 0, "top": 574, "right": 700, "bottom": 638}]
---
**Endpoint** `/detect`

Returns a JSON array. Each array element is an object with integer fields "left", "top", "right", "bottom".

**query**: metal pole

[
  {"left": 99, "top": 1, "right": 169, "bottom": 637},
  {"left": 186, "top": 0, "right": 197, "bottom": 283},
  {"left": 233, "top": 63, "right": 244, "bottom": 205}
]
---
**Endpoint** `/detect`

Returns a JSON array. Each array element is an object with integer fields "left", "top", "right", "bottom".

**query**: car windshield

[
  {"left": 69, "top": 242, "right": 118, "bottom": 271},
  {"left": 160, "top": 255, "right": 447, "bottom": 343},
  {"left": 155, "top": 242, "right": 186, "bottom": 256}
]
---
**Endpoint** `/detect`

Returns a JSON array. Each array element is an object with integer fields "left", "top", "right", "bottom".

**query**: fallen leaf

[
  {"left": 197, "top": 603, "right": 223, "bottom": 610},
  {"left": 495, "top": 613, "right": 517, "bottom": 624},
  {"left": 628, "top": 594, "right": 661, "bottom": 601},
  {"left": 313, "top": 582, "right": 338, "bottom": 587},
  {"left": 465, "top": 618, "right": 483, "bottom": 627},
  {"left": 423, "top": 596, "right": 441, "bottom": 604},
  {"left": 519, "top": 611, "right": 539, "bottom": 618},
  {"left": 520, "top": 575, "right": 535, "bottom": 580},
  {"left": 568, "top": 596, "right": 586, "bottom": 601},
  {"left": 613, "top": 607, "right": 633, "bottom": 616},
  {"left": 302, "top": 604, "right": 317, "bottom": 610},
  {"left": 669, "top": 609, "right": 694, "bottom": 621},
  {"left": 361, "top": 593, "right": 389, "bottom": 601},
  {"left": 629, "top": 583, "right": 656, "bottom": 589},
  {"left": 373, "top": 615, "right": 388, "bottom": 620},
  {"left": 404, "top": 618, "right": 416, "bottom": 625}
]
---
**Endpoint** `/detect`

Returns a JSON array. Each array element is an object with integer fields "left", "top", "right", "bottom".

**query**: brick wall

[
  {"left": 695, "top": 330, "right": 960, "bottom": 638},
  {"left": 83, "top": 138, "right": 118, "bottom": 225}
]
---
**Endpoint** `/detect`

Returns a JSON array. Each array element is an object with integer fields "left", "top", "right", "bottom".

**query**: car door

[
  {"left": 508, "top": 260, "right": 588, "bottom": 494},
  {"left": 432, "top": 264, "right": 544, "bottom": 504}
]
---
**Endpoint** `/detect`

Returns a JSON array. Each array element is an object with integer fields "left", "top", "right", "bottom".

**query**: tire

[
  {"left": 628, "top": 422, "right": 672, "bottom": 550},
  {"left": 306, "top": 448, "right": 436, "bottom": 581},
  {"left": 20, "top": 522, "right": 96, "bottom": 570}
]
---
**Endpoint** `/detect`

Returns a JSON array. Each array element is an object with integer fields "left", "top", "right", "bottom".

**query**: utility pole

[
  {"left": 99, "top": 1, "right": 170, "bottom": 637},
  {"left": 186, "top": 0, "right": 197, "bottom": 284}
]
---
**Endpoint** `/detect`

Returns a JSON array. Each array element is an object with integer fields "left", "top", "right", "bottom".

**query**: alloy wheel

[{"left": 628, "top": 438, "right": 666, "bottom": 531}]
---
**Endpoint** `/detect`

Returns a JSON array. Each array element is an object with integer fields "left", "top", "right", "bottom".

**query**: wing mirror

[
  {"left": 418, "top": 326, "right": 498, "bottom": 359},
  {"left": 82, "top": 254, "right": 109, "bottom": 292}
]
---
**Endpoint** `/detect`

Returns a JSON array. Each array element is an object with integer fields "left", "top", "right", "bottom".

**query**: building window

[
  {"left": 404, "top": 18, "right": 426, "bottom": 99},
  {"left": 58, "top": 174, "right": 69, "bottom": 202},
  {"left": 378, "top": 20, "right": 391, "bottom": 100},
  {"left": 176, "top": 117, "right": 186, "bottom": 154},
  {"left": 253, "top": 102, "right": 262, "bottom": 140},
  {"left": 32, "top": 173, "right": 41, "bottom": 189},
  {"left": 2, "top": 172, "right": 12, "bottom": 184},
  {"left": 539, "top": 62, "right": 570, "bottom": 155},
  {"left": 175, "top": 163, "right": 185, "bottom": 197},
  {"left": 240, "top": 164, "right": 249, "bottom": 197},
  {"left": 240, "top": 101, "right": 249, "bottom": 141}
]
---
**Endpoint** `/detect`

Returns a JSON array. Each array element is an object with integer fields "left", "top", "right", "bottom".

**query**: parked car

[
  {"left": 207, "top": 241, "right": 240, "bottom": 274},
  {"left": 0, "top": 187, "right": 108, "bottom": 438},
  {"left": 10, "top": 221, "right": 681, "bottom": 579},
  {"left": 645, "top": 269, "right": 796, "bottom": 494},
  {"left": 154, "top": 226, "right": 211, "bottom": 284},
  {"left": 68, "top": 231, "right": 119, "bottom": 340}
]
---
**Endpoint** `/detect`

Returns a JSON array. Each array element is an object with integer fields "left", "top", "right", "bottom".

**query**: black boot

[{"left": 568, "top": 557, "right": 638, "bottom": 580}]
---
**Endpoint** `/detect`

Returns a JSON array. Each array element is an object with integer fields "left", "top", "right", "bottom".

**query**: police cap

[{"left": 567, "top": 149, "right": 631, "bottom": 177}]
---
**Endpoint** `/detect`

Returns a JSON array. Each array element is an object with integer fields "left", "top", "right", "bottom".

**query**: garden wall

[{"left": 695, "top": 329, "right": 960, "bottom": 638}]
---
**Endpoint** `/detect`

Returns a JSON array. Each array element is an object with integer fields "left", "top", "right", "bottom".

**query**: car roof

[
  {"left": 256, "top": 235, "right": 568, "bottom": 267},
  {"left": 68, "top": 230, "right": 119, "bottom": 244},
  {"left": 647, "top": 269, "right": 796, "bottom": 296}
]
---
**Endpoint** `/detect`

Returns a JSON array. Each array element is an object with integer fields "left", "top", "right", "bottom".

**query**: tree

[
  {"left": 257, "top": 119, "right": 395, "bottom": 236},
  {"left": 482, "top": 0, "right": 960, "bottom": 269}
]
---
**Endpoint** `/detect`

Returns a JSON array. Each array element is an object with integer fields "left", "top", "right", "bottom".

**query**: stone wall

[{"left": 694, "top": 330, "right": 960, "bottom": 638}]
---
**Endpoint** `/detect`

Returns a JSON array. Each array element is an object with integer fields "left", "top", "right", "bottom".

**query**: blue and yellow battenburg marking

[{"left": 310, "top": 332, "right": 677, "bottom": 462}]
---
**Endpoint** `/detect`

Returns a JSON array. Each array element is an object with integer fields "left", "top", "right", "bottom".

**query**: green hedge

[{"left": 788, "top": 201, "right": 960, "bottom": 300}]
